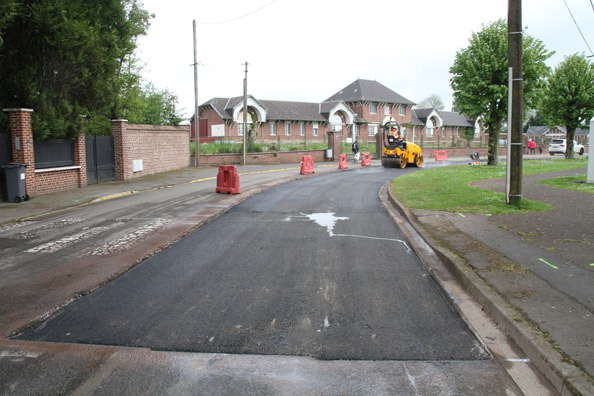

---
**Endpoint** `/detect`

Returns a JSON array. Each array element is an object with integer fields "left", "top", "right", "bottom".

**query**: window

[
  {"left": 399, "top": 105, "right": 405, "bottom": 116},
  {"left": 285, "top": 122, "right": 291, "bottom": 136},
  {"left": 270, "top": 122, "right": 276, "bottom": 136},
  {"left": 368, "top": 124, "right": 378, "bottom": 136},
  {"left": 384, "top": 105, "right": 391, "bottom": 115},
  {"left": 238, "top": 123, "right": 244, "bottom": 136},
  {"left": 369, "top": 104, "right": 377, "bottom": 114},
  {"left": 313, "top": 123, "right": 319, "bottom": 136},
  {"left": 300, "top": 122, "right": 305, "bottom": 136},
  {"left": 427, "top": 127, "right": 433, "bottom": 137}
]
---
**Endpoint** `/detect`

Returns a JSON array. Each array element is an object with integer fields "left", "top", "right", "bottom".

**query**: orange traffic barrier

[
  {"left": 361, "top": 152, "right": 371, "bottom": 167},
  {"left": 300, "top": 155, "right": 315, "bottom": 174},
  {"left": 216, "top": 165, "right": 241, "bottom": 194},
  {"left": 434, "top": 150, "right": 448, "bottom": 161},
  {"left": 338, "top": 154, "right": 348, "bottom": 169}
]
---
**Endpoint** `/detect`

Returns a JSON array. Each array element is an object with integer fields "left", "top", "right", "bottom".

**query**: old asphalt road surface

[{"left": 2, "top": 163, "right": 552, "bottom": 395}]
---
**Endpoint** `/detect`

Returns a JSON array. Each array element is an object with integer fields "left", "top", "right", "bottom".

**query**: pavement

[{"left": 1, "top": 154, "right": 593, "bottom": 395}]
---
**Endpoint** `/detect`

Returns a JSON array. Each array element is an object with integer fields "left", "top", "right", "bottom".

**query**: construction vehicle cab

[{"left": 381, "top": 122, "right": 423, "bottom": 168}]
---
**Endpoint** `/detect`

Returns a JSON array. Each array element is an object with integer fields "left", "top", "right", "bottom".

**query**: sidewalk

[
  {"left": 388, "top": 158, "right": 594, "bottom": 395},
  {"left": 0, "top": 163, "right": 338, "bottom": 225}
]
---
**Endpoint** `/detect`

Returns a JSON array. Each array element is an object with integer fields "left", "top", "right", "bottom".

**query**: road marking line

[
  {"left": 0, "top": 350, "right": 40, "bottom": 358},
  {"left": 87, "top": 218, "right": 171, "bottom": 256},
  {"left": 505, "top": 358, "right": 531, "bottom": 362},
  {"left": 25, "top": 224, "right": 119, "bottom": 253},
  {"left": 538, "top": 258, "right": 558, "bottom": 270}
]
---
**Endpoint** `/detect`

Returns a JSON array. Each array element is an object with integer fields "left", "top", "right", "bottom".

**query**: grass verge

[
  {"left": 538, "top": 174, "right": 594, "bottom": 194},
  {"left": 391, "top": 158, "right": 587, "bottom": 215}
]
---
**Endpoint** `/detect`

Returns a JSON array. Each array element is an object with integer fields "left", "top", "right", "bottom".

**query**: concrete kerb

[{"left": 383, "top": 183, "right": 594, "bottom": 396}]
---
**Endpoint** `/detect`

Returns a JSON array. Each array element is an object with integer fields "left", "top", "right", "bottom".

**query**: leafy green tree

[
  {"left": 461, "top": 127, "right": 475, "bottom": 147},
  {"left": 416, "top": 94, "right": 445, "bottom": 110},
  {"left": 0, "top": 0, "right": 152, "bottom": 139},
  {"left": 540, "top": 54, "right": 594, "bottom": 159},
  {"left": 450, "top": 19, "right": 553, "bottom": 164},
  {"left": 117, "top": 56, "right": 183, "bottom": 126}
]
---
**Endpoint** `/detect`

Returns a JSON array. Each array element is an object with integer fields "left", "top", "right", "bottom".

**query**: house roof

[
  {"left": 411, "top": 108, "right": 475, "bottom": 128},
  {"left": 441, "top": 111, "right": 475, "bottom": 127},
  {"left": 201, "top": 97, "right": 330, "bottom": 122},
  {"left": 261, "top": 100, "right": 327, "bottom": 122},
  {"left": 324, "top": 79, "right": 415, "bottom": 105},
  {"left": 557, "top": 126, "right": 590, "bottom": 135},
  {"left": 526, "top": 126, "right": 549, "bottom": 136},
  {"left": 525, "top": 126, "right": 590, "bottom": 136}
]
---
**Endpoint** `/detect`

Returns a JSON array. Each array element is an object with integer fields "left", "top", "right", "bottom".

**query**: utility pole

[
  {"left": 507, "top": 0, "right": 523, "bottom": 205},
  {"left": 192, "top": 20, "right": 200, "bottom": 167},
  {"left": 242, "top": 62, "right": 248, "bottom": 166}
]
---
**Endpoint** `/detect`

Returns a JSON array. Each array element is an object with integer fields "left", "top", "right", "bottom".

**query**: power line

[
  {"left": 197, "top": 0, "right": 280, "bottom": 25},
  {"left": 562, "top": 0, "right": 594, "bottom": 55}
]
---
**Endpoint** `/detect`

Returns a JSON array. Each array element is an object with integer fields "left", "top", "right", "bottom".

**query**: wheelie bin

[{"left": 1, "top": 163, "right": 29, "bottom": 203}]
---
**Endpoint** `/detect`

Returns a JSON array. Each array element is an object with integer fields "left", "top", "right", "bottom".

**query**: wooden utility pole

[
  {"left": 192, "top": 20, "right": 200, "bottom": 167},
  {"left": 242, "top": 62, "right": 248, "bottom": 165},
  {"left": 507, "top": 0, "right": 523, "bottom": 204}
]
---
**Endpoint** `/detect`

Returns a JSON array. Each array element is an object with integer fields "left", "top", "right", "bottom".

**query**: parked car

[{"left": 548, "top": 139, "right": 585, "bottom": 156}]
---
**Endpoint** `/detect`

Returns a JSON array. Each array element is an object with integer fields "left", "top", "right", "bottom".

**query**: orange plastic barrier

[
  {"left": 434, "top": 150, "right": 448, "bottom": 161},
  {"left": 216, "top": 165, "right": 241, "bottom": 194},
  {"left": 338, "top": 154, "right": 348, "bottom": 169},
  {"left": 300, "top": 155, "right": 315, "bottom": 174},
  {"left": 361, "top": 152, "right": 371, "bottom": 167}
]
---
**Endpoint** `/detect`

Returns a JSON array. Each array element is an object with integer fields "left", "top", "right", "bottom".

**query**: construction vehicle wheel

[
  {"left": 414, "top": 155, "right": 423, "bottom": 167},
  {"left": 398, "top": 155, "right": 407, "bottom": 169}
]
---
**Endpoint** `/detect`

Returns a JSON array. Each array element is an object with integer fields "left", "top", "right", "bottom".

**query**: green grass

[
  {"left": 391, "top": 158, "right": 588, "bottom": 214},
  {"left": 539, "top": 174, "right": 594, "bottom": 194}
]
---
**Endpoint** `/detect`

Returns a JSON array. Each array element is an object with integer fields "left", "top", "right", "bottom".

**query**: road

[{"left": 1, "top": 164, "right": 552, "bottom": 395}]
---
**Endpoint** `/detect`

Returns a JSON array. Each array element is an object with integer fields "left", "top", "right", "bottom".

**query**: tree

[
  {"left": 118, "top": 56, "right": 183, "bottom": 126},
  {"left": 461, "top": 127, "right": 475, "bottom": 148},
  {"left": 540, "top": 54, "right": 594, "bottom": 159},
  {"left": 450, "top": 19, "right": 553, "bottom": 165},
  {"left": 416, "top": 94, "right": 445, "bottom": 110},
  {"left": 0, "top": 0, "right": 152, "bottom": 139}
]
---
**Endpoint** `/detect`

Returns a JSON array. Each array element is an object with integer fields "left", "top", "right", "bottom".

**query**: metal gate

[
  {"left": 0, "top": 134, "right": 13, "bottom": 199},
  {"left": 86, "top": 135, "right": 115, "bottom": 184}
]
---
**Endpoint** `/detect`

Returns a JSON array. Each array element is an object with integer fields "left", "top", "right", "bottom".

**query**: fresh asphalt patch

[{"left": 17, "top": 168, "right": 489, "bottom": 361}]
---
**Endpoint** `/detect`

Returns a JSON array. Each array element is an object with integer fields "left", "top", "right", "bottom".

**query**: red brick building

[{"left": 193, "top": 79, "right": 484, "bottom": 146}]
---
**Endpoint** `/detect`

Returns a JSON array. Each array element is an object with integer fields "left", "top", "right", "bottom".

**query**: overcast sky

[{"left": 136, "top": 0, "right": 594, "bottom": 119}]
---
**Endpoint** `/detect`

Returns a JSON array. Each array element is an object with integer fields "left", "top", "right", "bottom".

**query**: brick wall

[
  {"left": 112, "top": 122, "right": 190, "bottom": 180},
  {"left": 34, "top": 168, "right": 81, "bottom": 195},
  {"left": 2, "top": 109, "right": 89, "bottom": 197}
]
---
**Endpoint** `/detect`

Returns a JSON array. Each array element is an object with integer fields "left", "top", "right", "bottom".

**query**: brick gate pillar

[
  {"left": 327, "top": 131, "right": 342, "bottom": 161},
  {"left": 74, "top": 116, "right": 87, "bottom": 187},
  {"left": 111, "top": 119, "right": 128, "bottom": 181},
  {"left": 3, "top": 108, "right": 37, "bottom": 194}
]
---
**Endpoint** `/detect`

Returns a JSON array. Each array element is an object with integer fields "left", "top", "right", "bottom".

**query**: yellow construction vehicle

[{"left": 381, "top": 122, "right": 423, "bottom": 168}]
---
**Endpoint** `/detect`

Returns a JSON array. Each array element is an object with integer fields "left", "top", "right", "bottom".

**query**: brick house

[
  {"left": 193, "top": 79, "right": 484, "bottom": 145},
  {"left": 526, "top": 125, "right": 589, "bottom": 145}
]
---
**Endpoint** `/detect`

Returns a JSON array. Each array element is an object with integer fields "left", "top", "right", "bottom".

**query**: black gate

[
  {"left": 0, "top": 134, "right": 11, "bottom": 165},
  {"left": 0, "top": 134, "right": 13, "bottom": 199},
  {"left": 86, "top": 136, "right": 115, "bottom": 184}
]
